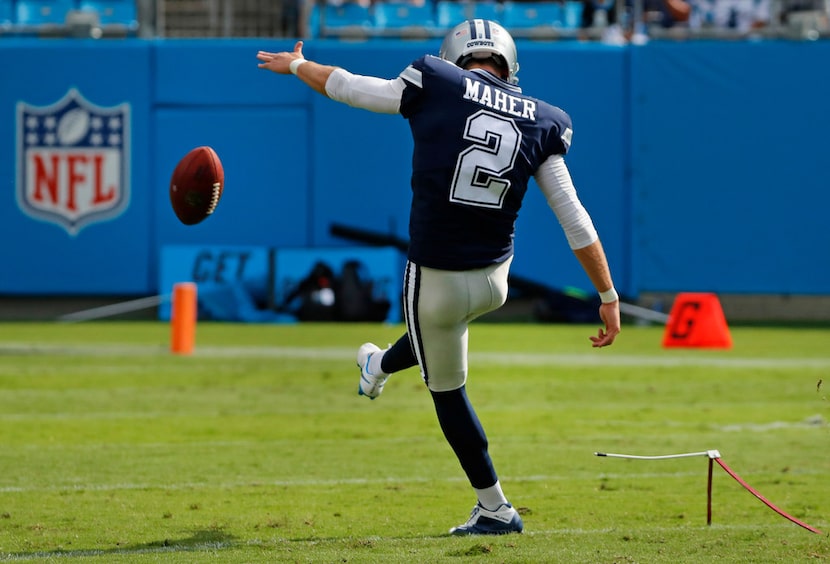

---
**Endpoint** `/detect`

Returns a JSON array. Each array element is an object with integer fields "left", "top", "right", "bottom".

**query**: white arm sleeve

[
  {"left": 534, "top": 154, "right": 599, "bottom": 250},
  {"left": 324, "top": 68, "right": 405, "bottom": 114}
]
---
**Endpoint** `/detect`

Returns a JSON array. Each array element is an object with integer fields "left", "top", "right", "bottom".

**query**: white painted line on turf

[
  {"left": 716, "top": 417, "right": 827, "bottom": 431},
  {"left": 1, "top": 343, "right": 828, "bottom": 369},
  {"left": 0, "top": 471, "right": 702, "bottom": 493},
  {"left": 3, "top": 467, "right": 827, "bottom": 494}
]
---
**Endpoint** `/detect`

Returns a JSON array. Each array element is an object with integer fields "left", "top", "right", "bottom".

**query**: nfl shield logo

[{"left": 16, "top": 88, "right": 131, "bottom": 235}]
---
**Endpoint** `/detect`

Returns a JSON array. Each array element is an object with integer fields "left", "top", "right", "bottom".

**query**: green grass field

[{"left": 0, "top": 321, "right": 827, "bottom": 563}]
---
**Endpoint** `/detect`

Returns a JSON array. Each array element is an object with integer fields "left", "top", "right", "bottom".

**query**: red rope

[{"left": 715, "top": 458, "right": 823, "bottom": 535}]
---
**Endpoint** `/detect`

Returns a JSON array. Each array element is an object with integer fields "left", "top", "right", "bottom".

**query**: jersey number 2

[{"left": 450, "top": 110, "right": 521, "bottom": 209}]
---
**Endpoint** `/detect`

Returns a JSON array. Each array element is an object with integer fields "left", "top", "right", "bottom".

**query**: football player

[{"left": 257, "top": 19, "right": 621, "bottom": 535}]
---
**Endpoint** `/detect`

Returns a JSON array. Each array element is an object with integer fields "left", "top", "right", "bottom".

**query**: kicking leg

[
  {"left": 431, "top": 385, "right": 498, "bottom": 491},
  {"left": 433, "top": 385, "right": 523, "bottom": 535},
  {"left": 405, "top": 260, "right": 521, "bottom": 534}
]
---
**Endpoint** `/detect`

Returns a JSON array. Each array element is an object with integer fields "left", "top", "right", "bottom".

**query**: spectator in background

[
  {"left": 282, "top": 0, "right": 303, "bottom": 36},
  {"left": 688, "top": 0, "right": 770, "bottom": 32},
  {"left": 581, "top": 0, "right": 691, "bottom": 30},
  {"left": 581, "top": 0, "right": 690, "bottom": 39},
  {"left": 645, "top": 0, "right": 692, "bottom": 26},
  {"left": 778, "top": 0, "right": 829, "bottom": 34},
  {"left": 327, "top": 0, "right": 372, "bottom": 6},
  {"left": 380, "top": 0, "right": 427, "bottom": 5}
]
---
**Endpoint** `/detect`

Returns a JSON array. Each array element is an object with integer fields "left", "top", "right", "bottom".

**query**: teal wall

[{"left": 1, "top": 38, "right": 828, "bottom": 297}]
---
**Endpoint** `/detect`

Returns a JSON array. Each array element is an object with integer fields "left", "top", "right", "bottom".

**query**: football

[{"left": 169, "top": 146, "right": 224, "bottom": 225}]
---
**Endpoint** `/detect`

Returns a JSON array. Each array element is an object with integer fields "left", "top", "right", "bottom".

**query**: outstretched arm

[
  {"left": 257, "top": 41, "right": 404, "bottom": 114},
  {"left": 257, "top": 41, "right": 336, "bottom": 97}
]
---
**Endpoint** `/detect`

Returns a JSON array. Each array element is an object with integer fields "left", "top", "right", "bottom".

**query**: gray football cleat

[{"left": 449, "top": 503, "right": 524, "bottom": 536}]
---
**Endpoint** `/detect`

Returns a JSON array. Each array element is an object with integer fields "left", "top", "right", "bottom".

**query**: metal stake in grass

[{"left": 594, "top": 449, "right": 823, "bottom": 534}]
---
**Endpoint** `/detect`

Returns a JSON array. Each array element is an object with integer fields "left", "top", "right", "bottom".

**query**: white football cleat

[
  {"left": 357, "top": 342, "right": 388, "bottom": 400},
  {"left": 449, "top": 503, "right": 524, "bottom": 536}
]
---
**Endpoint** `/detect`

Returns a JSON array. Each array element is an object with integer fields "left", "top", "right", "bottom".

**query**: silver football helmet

[{"left": 439, "top": 19, "right": 520, "bottom": 85}]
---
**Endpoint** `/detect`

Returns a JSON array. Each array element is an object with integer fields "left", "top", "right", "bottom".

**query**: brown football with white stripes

[{"left": 169, "top": 146, "right": 224, "bottom": 225}]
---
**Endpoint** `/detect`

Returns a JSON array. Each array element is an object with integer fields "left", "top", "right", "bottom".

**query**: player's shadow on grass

[{"left": 9, "top": 528, "right": 236, "bottom": 559}]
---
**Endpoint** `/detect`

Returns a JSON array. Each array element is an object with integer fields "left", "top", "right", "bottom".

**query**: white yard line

[
  {"left": 0, "top": 470, "right": 738, "bottom": 494},
  {"left": 1, "top": 343, "right": 828, "bottom": 369}
]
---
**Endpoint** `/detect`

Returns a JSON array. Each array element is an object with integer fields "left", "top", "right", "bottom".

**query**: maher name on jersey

[{"left": 462, "top": 77, "right": 536, "bottom": 121}]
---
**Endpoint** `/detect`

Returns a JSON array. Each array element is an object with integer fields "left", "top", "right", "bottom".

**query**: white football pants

[{"left": 403, "top": 256, "right": 512, "bottom": 392}]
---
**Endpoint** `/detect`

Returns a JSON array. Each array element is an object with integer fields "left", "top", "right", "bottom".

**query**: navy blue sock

[
  {"left": 430, "top": 385, "right": 498, "bottom": 489},
  {"left": 380, "top": 334, "right": 417, "bottom": 374}
]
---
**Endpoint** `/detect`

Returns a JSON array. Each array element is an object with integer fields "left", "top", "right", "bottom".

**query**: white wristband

[
  {"left": 289, "top": 58, "right": 307, "bottom": 75},
  {"left": 599, "top": 287, "right": 619, "bottom": 304}
]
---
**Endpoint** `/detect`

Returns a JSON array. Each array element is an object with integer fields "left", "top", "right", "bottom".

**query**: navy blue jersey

[{"left": 398, "top": 55, "right": 573, "bottom": 271}]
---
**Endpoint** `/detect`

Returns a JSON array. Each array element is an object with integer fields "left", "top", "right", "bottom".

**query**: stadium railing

[{"left": 2, "top": 0, "right": 827, "bottom": 44}]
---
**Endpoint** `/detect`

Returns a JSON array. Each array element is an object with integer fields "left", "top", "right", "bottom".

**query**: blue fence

[{"left": 1, "top": 38, "right": 828, "bottom": 300}]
